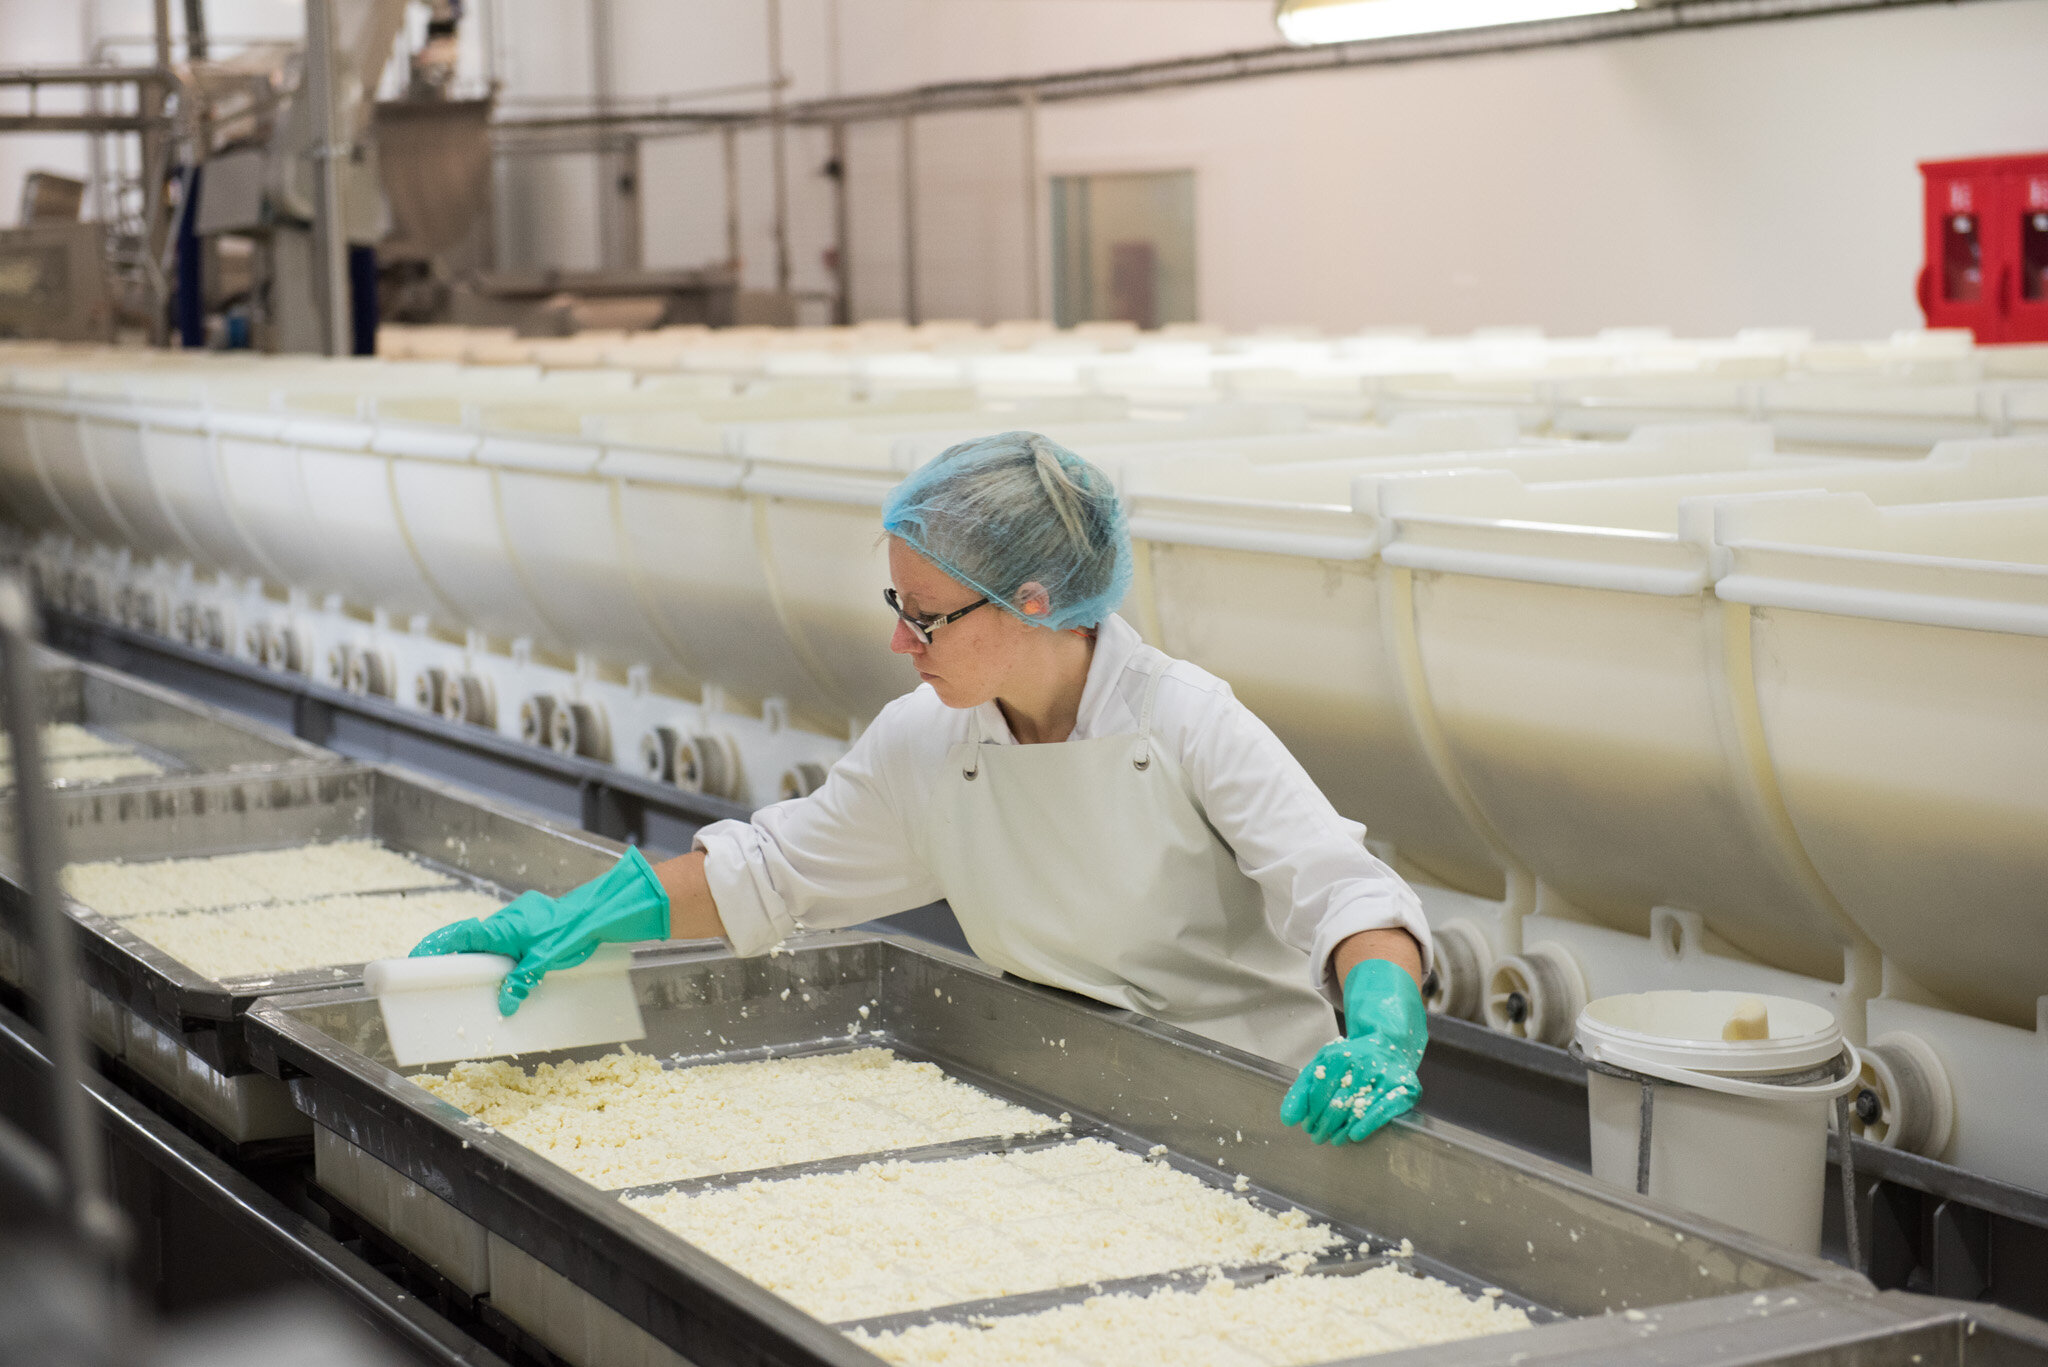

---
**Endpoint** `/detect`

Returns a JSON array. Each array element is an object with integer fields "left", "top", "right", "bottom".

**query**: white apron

[{"left": 922, "top": 649, "right": 1339, "bottom": 1069}]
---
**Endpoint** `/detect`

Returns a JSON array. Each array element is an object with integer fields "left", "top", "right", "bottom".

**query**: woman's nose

[{"left": 889, "top": 617, "right": 924, "bottom": 656}]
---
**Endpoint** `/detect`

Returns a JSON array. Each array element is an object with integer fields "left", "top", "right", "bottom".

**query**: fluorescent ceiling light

[{"left": 1276, "top": 0, "right": 1638, "bottom": 45}]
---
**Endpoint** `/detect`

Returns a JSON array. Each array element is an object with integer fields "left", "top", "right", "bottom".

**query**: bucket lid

[{"left": 1576, "top": 990, "right": 1842, "bottom": 1076}]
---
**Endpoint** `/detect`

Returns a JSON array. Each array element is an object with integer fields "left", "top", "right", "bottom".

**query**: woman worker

[{"left": 412, "top": 431, "right": 1431, "bottom": 1146}]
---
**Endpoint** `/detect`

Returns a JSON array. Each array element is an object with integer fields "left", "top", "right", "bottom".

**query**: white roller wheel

[
  {"left": 551, "top": 701, "right": 610, "bottom": 761},
  {"left": 444, "top": 674, "right": 493, "bottom": 728},
  {"left": 520, "top": 694, "right": 559, "bottom": 747},
  {"left": 675, "top": 732, "right": 738, "bottom": 799},
  {"left": 202, "top": 607, "right": 229, "bottom": 653},
  {"left": 136, "top": 592, "right": 164, "bottom": 634},
  {"left": 639, "top": 727, "right": 679, "bottom": 782},
  {"left": 1848, "top": 1032, "right": 1954, "bottom": 1158},
  {"left": 1484, "top": 942, "right": 1586, "bottom": 1047},
  {"left": 779, "top": 761, "right": 829, "bottom": 801},
  {"left": 1423, "top": 919, "right": 1492, "bottom": 1022},
  {"left": 413, "top": 668, "right": 446, "bottom": 712},
  {"left": 346, "top": 650, "right": 391, "bottom": 698},
  {"left": 243, "top": 623, "right": 269, "bottom": 660},
  {"left": 174, "top": 602, "right": 198, "bottom": 646},
  {"left": 264, "top": 627, "right": 293, "bottom": 672},
  {"left": 326, "top": 644, "right": 352, "bottom": 688}
]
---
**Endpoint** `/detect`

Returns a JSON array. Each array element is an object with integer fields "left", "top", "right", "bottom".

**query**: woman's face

[{"left": 887, "top": 538, "right": 1046, "bottom": 710}]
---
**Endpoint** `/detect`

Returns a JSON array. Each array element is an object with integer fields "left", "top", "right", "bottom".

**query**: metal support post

[
  {"left": 830, "top": 121, "right": 850, "bottom": 325},
  {"left": 722, "top": 125, "right": 742, "bottom": 275},
  {"left": 767, "top": 0, "right": 791, "bottom": 297},
  {"left": 304, "top": 0, "right": 353, "bottom": 357},
  {"left": 0, "top": 578, "right": 113, "bottom": 1250},
  {"left": 900, "top": 114, "right": 918, "bottom": 325},
  {"left": 1021, "top": 91, "right": 1042, "bottom": 320}
]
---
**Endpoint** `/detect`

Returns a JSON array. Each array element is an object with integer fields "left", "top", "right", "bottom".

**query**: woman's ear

[{"left": 1015, "top": 581, "right": 1052, "bottom": 618}]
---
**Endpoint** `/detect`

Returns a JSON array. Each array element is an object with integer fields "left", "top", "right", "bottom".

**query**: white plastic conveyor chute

[
  {"left": 1714, "top": 491, "right": 2048, "bottom": 1032},
  {"left": 1375, "top": 437, "right": 2048, "bottom": 985},
  {"left": 23, "top": 400, "right": 124, "bottom": 545},
  {"left": 1124, "top": 424, "right": 1794, "bottom": 899},
  {"left": 214, "top": 415, "right": 349, "bottom": 591},
  {"left": 0, "top": 397, "right": 74, "bottom": 534},
  {"left": 389, "top": 432, "right": 582, "bottom": 652},
  {"left": 491, "top": 438, "right": 707, "bottom": 688},
  {"left": 77, "top": 405, "right": 198, "bottom": 564},
  {"left": 297, "top": 424, "right": 460, "bottom": 623},
  {"left": 606, "top": 444, "right": 858, "bottom": 729},
  {"left": 139, "top": 408, "right": 265, "bottom": 574}
]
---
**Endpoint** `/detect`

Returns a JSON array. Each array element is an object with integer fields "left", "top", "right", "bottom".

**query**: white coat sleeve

[
  {"left": 692, "top": 705, "right": 942, "bottom": 957},
  {"left": 1172, "top": 676, "right": 1431, "bottom": 1008}
]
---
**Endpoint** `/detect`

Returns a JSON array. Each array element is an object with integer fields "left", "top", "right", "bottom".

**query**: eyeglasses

[{"left": 884, "top": 587, "right": 989, "bottom": 645}]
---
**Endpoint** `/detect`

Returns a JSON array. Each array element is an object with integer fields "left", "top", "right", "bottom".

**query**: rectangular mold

[{"left": 245, "top": 934, "right": 1881, "bottom": 1367}]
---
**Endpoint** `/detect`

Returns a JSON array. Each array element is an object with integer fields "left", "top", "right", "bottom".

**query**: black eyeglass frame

[{"left": 884, "top": 587, "right": 990, "bottom": 645}]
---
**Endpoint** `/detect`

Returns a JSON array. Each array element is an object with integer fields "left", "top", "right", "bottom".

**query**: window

[{"left": 1050, "top": 170, "right": 1196, "bottom": 329}]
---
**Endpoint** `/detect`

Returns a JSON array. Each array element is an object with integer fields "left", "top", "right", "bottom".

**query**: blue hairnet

[{"left": 882, "top": 431, "right": 1133, "bottom": 632}]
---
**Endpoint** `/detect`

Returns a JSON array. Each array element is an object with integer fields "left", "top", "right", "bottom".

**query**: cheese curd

[
  {"left": 64, "top": 841, "right": 457, "bottom": 918},
  {"left": 119, "top": 888, "right": 499, "bottom": 980},
  {"left": 414, "top": 1048, "right": 1056, "bottom": 1190},
  {"left": 0, "top": 723, "right": 128, "bottom": 760},
  {"left": 4, "top": 753, "right": 167, "bottom": 785},
  {"left": 850, "top": 1266, "right": 1532, "bottom": 1367},
  {"left": 625, "top": 1138, "right": 1342, "bottom": 1321}
]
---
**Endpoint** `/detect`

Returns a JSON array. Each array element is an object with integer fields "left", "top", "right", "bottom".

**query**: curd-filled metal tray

[
  {"left": 9, "top": 655, "right": 334, "bottom": 788},
  {"left": 0, "top": 762, "right": 623, "bottom": 1076},
  {"left": 244, "top": 933, "right": 1883, "bottom": 1367}
]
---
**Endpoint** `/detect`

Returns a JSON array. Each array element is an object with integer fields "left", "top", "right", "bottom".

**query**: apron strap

[
  {"left": 1132, "top": 650, "right": 1168, "bottom": 772},
  {"left": 961, "top": 651, "right": 1170, "bottom": 779}
]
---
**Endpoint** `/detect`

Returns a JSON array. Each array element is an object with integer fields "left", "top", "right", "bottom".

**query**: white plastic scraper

[{"left": 365, "top": 943, "right": 646, "bottom": 1067}]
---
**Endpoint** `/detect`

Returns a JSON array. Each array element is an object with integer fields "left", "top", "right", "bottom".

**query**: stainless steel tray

[
  {"left": 244, "top": 933, "right": 1890, "bottom": 1367},
  {"left": 15, "top": 655, "right": 334, "bottom": 787},
  {"left": 0, "top": 762, "right": 624, "bottom": 1075}
]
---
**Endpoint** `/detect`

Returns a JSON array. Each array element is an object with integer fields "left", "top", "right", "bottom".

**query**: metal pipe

[
  {"left": 0, "top": 578, "right": 109, "bottom": 1248},
  {"left": 144, "top": 0, "right": 174, "bottom": 346},
  {"left": 590, "top": 0, "right": 623, "bottom": 271},
  {"left": 722, "top": 125, "right": 742, "bottom": 273},
  {"left": 304, "top": 0, "right": 353, "bottom": 358},
  {"left": 830, "top": 121, "right": 850, "bottom": 326},
  {"left": 900, "top": 114, "right": 918, "bottom": 326},
  {"left": 1020, "top": 91, "right": 1041, "bottom": 321},
  {"left": 766, "top": 0, "right": 791, "bottom": 296},
  {"left": 0, "top": 65, "right": 177, "bottom": 86},
  {"left": 0, "top": 114, "right": 169, "bottom": 134}
]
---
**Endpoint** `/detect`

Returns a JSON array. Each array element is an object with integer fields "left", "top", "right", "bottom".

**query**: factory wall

[
  {"left": 7, "top": 0, "right": 2042, "bottom": 340},
  {"left": 485, "top": 0, "right": 2048, "bottom": 339}
]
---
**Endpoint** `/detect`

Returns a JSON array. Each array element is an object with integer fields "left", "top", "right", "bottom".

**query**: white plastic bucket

[{"left": 1576, "top": 990, "right": 1860, "bottom": 1253}]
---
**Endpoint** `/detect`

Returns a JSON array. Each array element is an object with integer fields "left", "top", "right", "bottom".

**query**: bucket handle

[{"left": 1580, "top": 1040, "right": 1864, "bottom": 1103}]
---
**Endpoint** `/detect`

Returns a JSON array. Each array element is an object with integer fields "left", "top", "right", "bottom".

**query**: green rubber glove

[
  {"left": 1279, "top": 958, "right": 1427, "bottom": 1145},
  {"left": 409, "top": 848, "right": 670, "bottom": 1016}
]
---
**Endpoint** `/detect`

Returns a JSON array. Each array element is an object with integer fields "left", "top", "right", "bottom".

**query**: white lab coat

[{"left": 695, "top": 614, "right": 1431, "bottom": 1045}]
